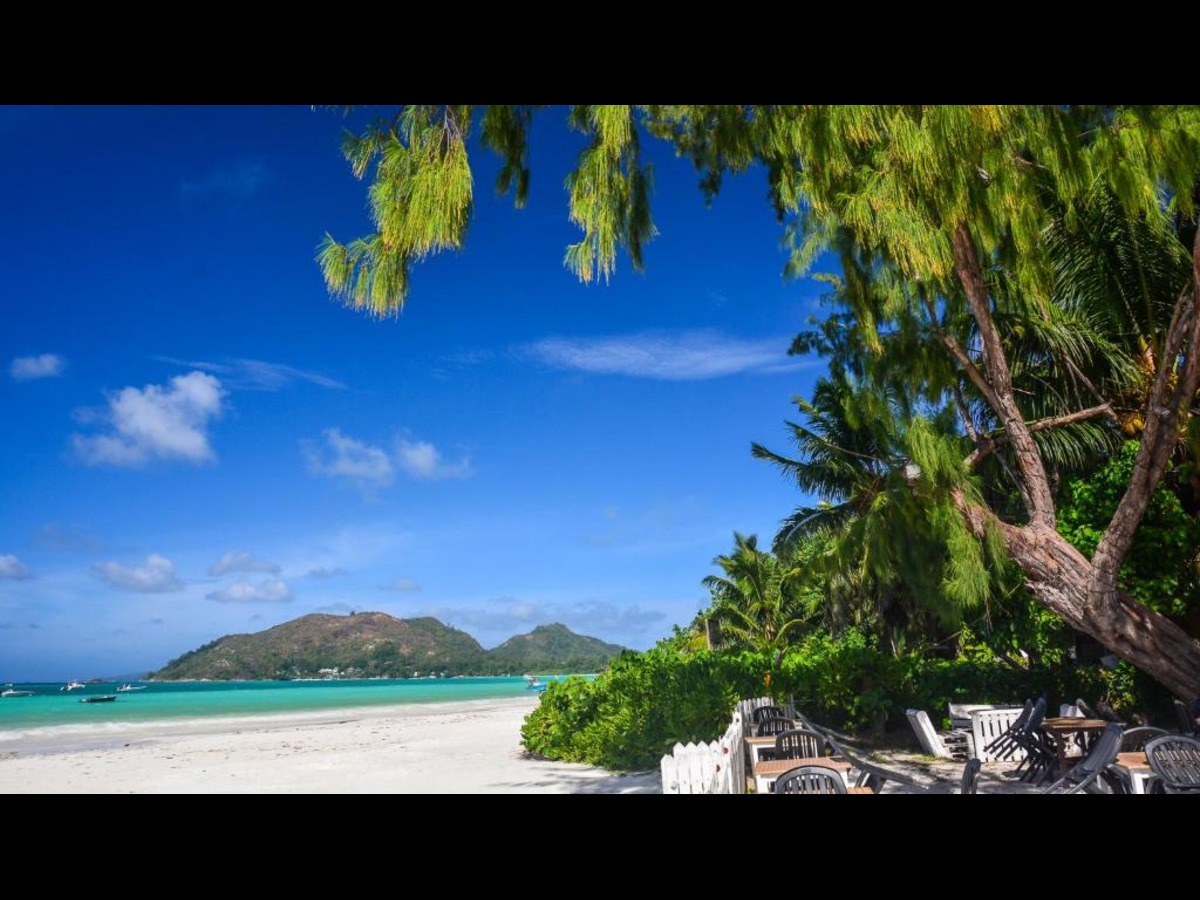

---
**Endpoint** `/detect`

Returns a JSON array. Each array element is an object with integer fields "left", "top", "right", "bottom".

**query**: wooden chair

[
  {"left": 775, "top": 727, "right": 833, "bottom": 760},
  {"left": 773, "top": 764, "right": 848, "bottom": 794},
  {"left": 982, "top": 698, "right": 1033, "bottom": 761},
  {"left": 1144, "top": 733, "right": 1200, "bottom": 793},
  {"left": 906, "top": 708, "right": 972, "bottom": 760},
  {"left": 1039, "top": 723, "right": 1123, "bottom": 794}
]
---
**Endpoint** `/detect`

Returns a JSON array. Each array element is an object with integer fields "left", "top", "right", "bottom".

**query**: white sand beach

[{"left": 0, "top": 695, "right": 662, "bottom": 794}]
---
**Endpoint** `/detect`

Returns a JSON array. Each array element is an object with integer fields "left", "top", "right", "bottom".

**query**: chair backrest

[
  {"left": 1120, "top": 726, "right": 1167, "bottom": 752},
  {"left": 773, "top": 764, "right": 848, "bottom": 794},
  {"left": 1144, "top": 733, "right": 1200, "bottom": 792},
  {"left": 960, "top": 757, "right": 982, "bottom": 795},
  {"left": 755, "top": 715, "right": 794, "bottom": 737},
  {"left": 1174, "top": 699, "right": 1198, "bottom": 736},
  {"left": 1075, "top": 698, "right": 1101, "bottom": 720},
  {"left": 775, "top": 727, "right": 831, "bottom": 760},
  {"left": 1023, "top": 697, "right": 1047, "bottom": 735},
  {"left": 752, "top": 704, "right": 786, "bottom": 724}
]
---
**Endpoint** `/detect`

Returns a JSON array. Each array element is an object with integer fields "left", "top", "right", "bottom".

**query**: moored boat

[{"left": 79, "top": 695, "right": 117, "bottom": 704}]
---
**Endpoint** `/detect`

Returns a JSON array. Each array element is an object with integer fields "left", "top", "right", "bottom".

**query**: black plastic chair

[
  {"left": 1144, "top": 733, "right": 1200, "bottom": 793},
  {"left": 1039, "top": 723, "right": 1123, "bottom": 794},
  {"left": 775, "top": 727, "right": 833, "bottom": 760},
  {"left": 1012, "top": 697, "right": 1054, "bottom": 783},
  {"left": 1119, "top": 726, "right": 1168, "bottom": 752},
  {"left": 751, "top": 704, "right": 786, "bottom": 725},
  {"left": 1173, "top": 699, "right": 1200, "bottom": 737},
  {"left": 1075, "top": 697, "right": 1102, "bottom": 720},
  {"left": 755, "top": 715, "right": 795, "bottom": 737},
  {"left": 773, "top": 764, "right": 848, "bottom": 794},
  {"left": 960, "top": 757, "right": 982, "bottom": 795}
]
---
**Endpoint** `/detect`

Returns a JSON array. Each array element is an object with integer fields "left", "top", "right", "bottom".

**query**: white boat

[
  {"left": 116, "top": 683, "right": 147, "bottom": 692},
  {"left": 1, "top": 684, "right": 34, "bottom": 698},
  {"left": 61, "top": 679, "right": 86, "bottom": 692}
]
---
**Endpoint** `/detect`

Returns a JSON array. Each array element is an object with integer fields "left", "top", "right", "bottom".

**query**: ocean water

[{"left": 0, "top": 677, "right": 567, "bottom": 746}]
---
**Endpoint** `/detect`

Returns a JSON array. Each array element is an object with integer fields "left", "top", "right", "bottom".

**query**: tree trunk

[{"left": 959, "top": 500, "right": 1200, "bottom": 699}]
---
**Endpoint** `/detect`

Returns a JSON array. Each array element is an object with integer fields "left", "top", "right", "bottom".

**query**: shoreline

[{"left": 0, "top": 696, "right": 662, "bottom": 794}]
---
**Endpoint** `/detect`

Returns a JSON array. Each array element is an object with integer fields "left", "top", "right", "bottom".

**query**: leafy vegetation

[{"left": 319, "top": 105, "right": 1200, "bottom": 768}]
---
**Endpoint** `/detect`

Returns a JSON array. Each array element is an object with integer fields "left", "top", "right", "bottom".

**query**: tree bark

[
  {"left": 955, "top": 499, "right": 1200, "bottom": 699},
  {"left": 951, "top": 223, "right": 1058, "bottom": 528}
]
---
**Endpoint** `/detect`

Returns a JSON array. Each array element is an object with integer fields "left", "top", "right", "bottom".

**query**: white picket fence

[{"left": 660, "top": 696, "right": 781, "bottom": 794}]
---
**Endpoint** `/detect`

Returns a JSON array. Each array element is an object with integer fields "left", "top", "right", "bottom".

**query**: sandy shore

[{"left": 0, "top": 695, "right": 662, "bottom": 794}]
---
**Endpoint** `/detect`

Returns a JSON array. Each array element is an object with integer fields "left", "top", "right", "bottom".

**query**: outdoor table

[
  {"left": 753, "top": 755, "right": 855, "bottom": 794},
  {"left": 1039, "top": 717, "right": 1110, "bottom": 780},
  {"left": 1109, "top": 751, "right": 1155, "bottom": 795},
  {"left": 745, "top": 735, "right": 780, "bottom": 767}
]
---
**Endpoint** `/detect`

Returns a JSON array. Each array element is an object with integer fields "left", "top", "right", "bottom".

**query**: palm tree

[{"left": 700, "top": 533, "right": 812, "bottom": 654}]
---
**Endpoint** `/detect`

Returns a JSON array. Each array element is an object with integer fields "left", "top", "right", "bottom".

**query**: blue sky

[{"left": 0, "top": 105, "right": 829, "bottom": 681}]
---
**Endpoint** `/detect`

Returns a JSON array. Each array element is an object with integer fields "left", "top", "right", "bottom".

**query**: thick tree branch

[
  {"left": 1092, "top": 228, "right": 1200, "bottom": 592},
  {"left": 963, "top": 404, "right": 1114, "bottom": 469},
  {"left": 951, "top": 223, "right": 1056, "bottom": 526}
]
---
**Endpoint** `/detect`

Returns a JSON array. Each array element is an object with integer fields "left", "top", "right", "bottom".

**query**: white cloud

[
  {"left": 93, "top": 554, "right": 183, "bottom": 593},
  {"left": 10, "top": 353, "right": 65, "bottom": 381},
  {"left": 307, "top": 566, "right": 350, "bottom": 579},
  {"left": 517, "top": 330, "right": 810, "bottom": 380},
  {"left": 209, "top": 551, "right": 280, "bottom": 577},
  {"left": 155, "top": 356, "right": 345, "bottom": 391},
  {"left": 206, "top": 579, "right": 293, "bottom": 603},
  {"left": 380, "top": 577, "right": 420, "bottom": 592},
  {"left": 0, "top": 555, "right": 31, "bottom": 580},
  {"left": 395, "top": 439, "right": 472, "bottom": 480},
  {"left": 302, "top": 428, "right": 394, "bottom": 489},
  {"left": 73, "top": 371, "right": 224, "bottom": 467}
]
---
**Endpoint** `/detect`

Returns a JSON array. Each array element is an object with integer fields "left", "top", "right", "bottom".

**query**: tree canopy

[{"left": 320, "top": 105, "right": 1200, "bottom": 699}]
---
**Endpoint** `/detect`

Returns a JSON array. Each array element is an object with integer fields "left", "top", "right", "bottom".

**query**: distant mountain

[
  {"left": 487, "top": 623, "right": 625, "bottom": 674},
  {"left": 150, "top": 612, "right": 626, "bottom": 681}
]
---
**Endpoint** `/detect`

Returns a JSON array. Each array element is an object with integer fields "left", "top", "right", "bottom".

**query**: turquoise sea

[{"left": 0, "top": 677, "right": 567, "bottom": 745}]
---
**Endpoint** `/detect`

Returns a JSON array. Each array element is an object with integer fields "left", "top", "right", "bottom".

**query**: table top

[
  {"left": 1113, "top": 751, "right": 1150, "bottom": 772},
  {"left": 754, "top": 756, "right": 854, "bottom": 778},
  {"left": 1041, "top": 717, "right": 1111, "bottom": 732}
]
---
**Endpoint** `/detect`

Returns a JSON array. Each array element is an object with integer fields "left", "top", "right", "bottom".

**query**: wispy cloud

[
  {"left": 380, "top": 577, "right": 420, "bottom": 592},
  {"left": 73, "top": 371, "right": 224, "bottom": 467},
  {"left": 155, "top": 356, "right": 345, "bottom": 391},
  {"left": 209, "top": 551, "right": 281, "bottom": 577},
  {"left": 517, "top": 330, "right": 809, "bottom": 380},
  {"left": 206, "top": 578, "right": 292, "bottom": 603},
  {"left": 93, "top": 554, "right": 183, "bottom": 593},
  {"left": 10, "top": 353, "right": 65, "bottom": 381},
  {"left": 0, "top": 555, "right": 31, "bottom": 580},
  {"left": 395, "top": 438, "right": 472, "bottom": 480},
  {"left": 180, "top": 161, "right": 268, "bottom": 206},
  {"left": 302, "top": 428, "right": 394, "bottom": 491},
  {"left": 307, "top": 566, "right": 350, "bottom": 579},
  {"left": 33, "top": 522, "right": 105, "bottom": 552}
]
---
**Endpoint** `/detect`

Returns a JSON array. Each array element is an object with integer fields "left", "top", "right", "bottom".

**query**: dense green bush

[{"left": 520, "top": 628, "right": 1175, "bottom": 771}]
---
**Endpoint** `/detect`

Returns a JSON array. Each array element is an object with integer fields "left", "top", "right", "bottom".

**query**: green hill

[
  {"left": 150, "top": 612, "right": 626, "bottom": 680},
  {"left": 486, "top": 623, "right": 626, "bottom": 674}
]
